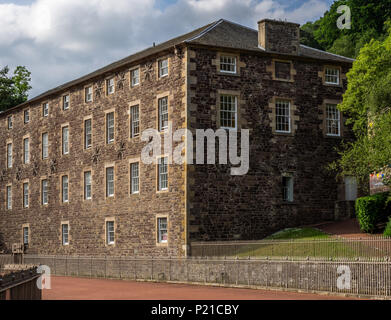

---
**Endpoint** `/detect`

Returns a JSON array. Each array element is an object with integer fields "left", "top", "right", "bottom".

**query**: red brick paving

[{"left": 43, "top": 276, "right": 357, "bottom": 300}]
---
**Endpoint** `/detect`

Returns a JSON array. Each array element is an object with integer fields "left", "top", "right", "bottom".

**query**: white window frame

[
  {"left": 158, "top": 157, "right": 168, "bottom": 191},
  {"left": 158, "top": 97, "right": 168, "bottom": 132},
  {"left": 24, "top": 110, "right": 30, "bottom": 124},
  {"left": 131, "top": 68, "right": 140, "bottom": 87},
  {"left": 23, "top": 183, "right": 29, "bottom": 208},
  {"left": 220, "top": 55, "right": 237, "bottom": 74},
  {"left": 325, "top": 67, "right": 340, "bottom": 85},
  {"left": 62, "top": 126, "right": 69, "bottom": 155},
  {"left": 23, "top": 138, "right": 29, "bottom": 164},
  {"left": 62, "top": 175, "right": 69, "bottom": 203},
  {"left": 7, "top": 116, "right": 12, "bottom": 129},
  {"left": 326, "top": 104, "right": 341, "bottom": 137},
  {"left": 85, "top": 119, "right": 92, "bottom": 149},
  {"left": 219, "top": 95, "right": 237, "bottom": 130},
  {"left": 23, "top": 227, "right": 29, "bottom": 245},
  {"left": 62, "top": 224, "right": 69, "bottom": 245},
  {"left": 106, "top": 112, "right": 115, "bottom": 144},
  {"left": 130, "top": 162, "right": 139, "bottom": 194},
  {"left": 107, "top": 78, "right": 115, "bottom": 95},
  {"left": 7, "top": 143, "right": 12, "bottom": 168},
  {"left": 84, "top": 171, "right": 92, "bottom": 200},
  {"left": 106, "top": 221, "right": 115, "bottom": 245},
  {"left": 130, "top": 105, "right": 140, "bottom": 138},
  {"left": 157, "top": 217, "right": 168, "bottom": 244},
  {"left": 42, "top": 133, "right": 49, "bottom": 159},
  {"left": 42, "top": 179, "right": 48, "bottom": 205},
  {"left": 63, "top": 95, "right": 70, "bottom": 110},
  {"left": 85, "top": 86, "right": 93, "bottom": 102},
  {"left": 275, "top": 100, "right": 291, "bottom": 133},
  {"left": 282, "top": 176, "right": 294, "bottom": 202},
  {"left": 106, "top": 167, "right": 114, "bottom": 198},
  {"left": 6, "top": 185, "right": 12, "bottom": 210},
  {"left": 43, "top": 103, "right": 49, "bottom": 117},
  {"left": 158, "top": 59, "right": 168, "bottom": 78}
]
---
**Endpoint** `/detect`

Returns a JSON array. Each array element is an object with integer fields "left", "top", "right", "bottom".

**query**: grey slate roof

[{"left": 6, "top": 19, "right": 354, "bottom": 113}]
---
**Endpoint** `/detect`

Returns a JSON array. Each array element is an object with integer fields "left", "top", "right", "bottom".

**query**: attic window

[
  {"left": 325, "top": 67, "right": 340, "bottom": 85},
  {"left": 220, "top": 55, "right": 236, "bottom": 74},
  {"left": 275, "top": 61, "right": 291, "bottom": 80}
]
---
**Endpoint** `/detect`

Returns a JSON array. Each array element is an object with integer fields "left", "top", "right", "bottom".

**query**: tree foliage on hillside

[
  {"left": 300, "top": 0, "right": 391, "bottom": 58},
  {"left": 330, "top": 23, "right": 391, "bottom": 185},
  {"left": 0, "top": 66, "right": 32, "bottom": 112}
]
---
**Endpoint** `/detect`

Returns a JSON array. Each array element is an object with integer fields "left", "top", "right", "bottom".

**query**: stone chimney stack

[{"left": 258, "top": 19, "right": 300, "bottom": 55}]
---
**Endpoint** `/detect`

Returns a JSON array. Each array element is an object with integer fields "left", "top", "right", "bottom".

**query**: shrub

[
  {"left": 355, "top": 192, "right": 389, "bottom": 233},
  {"left": 384, "top": 217, "right": 391, "bottom": 237}
]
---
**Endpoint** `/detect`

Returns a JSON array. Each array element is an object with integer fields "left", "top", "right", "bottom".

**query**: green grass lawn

[{"left": 205, "top": 228, "right": 385, "bottom": 259}]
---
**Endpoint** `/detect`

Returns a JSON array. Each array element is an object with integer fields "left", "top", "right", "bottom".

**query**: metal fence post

[
  {"left": 65, "top": 256, "right": 68, "bottom": 276},
  {"left": 151, "top": 257, "right": 154, "bottom": 280}
]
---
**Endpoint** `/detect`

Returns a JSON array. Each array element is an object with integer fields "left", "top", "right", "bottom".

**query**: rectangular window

[
  {"left": 326, "top": 104, "right": 341, "bottom": 136},
  {"left": 7, "top": 116, "right": 12, "bottom": 129},
  {"left": 220, "top": 55, "right": 236, "bottom": 73},
  {"left": 62, "top": 126, "right": 69, "bottom": 155},
  {"left": 6, "top": 186, "right": 12, "bottom": 210},
  {"left": 42, "top": 133, "right": 49, "bottom": 159},
  {"left": 158, "top": 157, "right": 168, "bottom": 191},
  {"left": 85, "top": 86, "right": 93, "bottom": 102},
  {"left": 84, "top": 171, "right": 92, "bottom": 200},
  {"left": 158, "top": 97, "right": 168, "bottom": 132},
  {"left": 43, "top": 103, "right": 49, "bottom": 117},
  {"left": 85, "top": 119, "right": 92, "bottom": 149},
  {"left": 130, "top": 105, "right": 140, "bottom": 138},
  {"left": 62, "top": 175, "right": 69, "bottom": 203},
  {"left": 107, "top": 78, "right": 114, "bottom": 95},
  {"left": 23, "top": 227, "right": 29, "bottom": 245},
  {"left": 63, "top": 95, "right": 70, "bottom": 110},
  {"left": 7, "top": 143, "right": 12, "bottom": 168},
  {"left": 325, "top": 67, "right": 340, "bottom": 85},
  {"left": 157, "top": 217, "right": 168, "bottom": 243},
  {"left": 275, "top": 61, "right": 291, "bottom": 80},
  {"left": 24, "top": 110, "right": 30, "bottom": 124},
  {"left": 23, "top": 138, "right": 29, "bottom": 164},
  {"left": 42, "top": 179, "right": 48, "bottom": 205},
  {"left": 106, "top": 221, "right": 115, "bottom": 245},
  {"left": 23, "top": 183, "right": 29, "bottom": 208},
  {"left": 275, "top": 100, "right": 291, "bottom": 133},
  {"left": 131, "top": 68, "right": 139, "bottom": 86},
  {"left": 106, "top": 112, "right": 114, "bottom": 144},
  {"left": 282, "top": 176, "right": 294, "bottom": 202},
  {"left": 62, "top": 224, "right": 69, "bottom": 245},
  {"left": 130, "top": 162, "right": 139, "bottom": 194},
  {"left": 158, "top": 59, "right": 168, "bottom": 78},
  {"left": 106, "top": 167, "right": 114, "bottom": 197},
  {"left": 220, "top": 95, "right": 237, "bottom": 129}
]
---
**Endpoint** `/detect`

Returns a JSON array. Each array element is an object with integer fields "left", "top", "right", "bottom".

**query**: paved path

[{"left": 43, "top": 276, "right": 357, "bottom": 300}]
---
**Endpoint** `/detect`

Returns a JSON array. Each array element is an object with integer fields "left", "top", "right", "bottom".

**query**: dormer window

[
  {"left": 325, "top": 67, "right": 340, "bottom": 85},
  {"left": 220, "top": 55, "right": 236, "bottom": 74}
]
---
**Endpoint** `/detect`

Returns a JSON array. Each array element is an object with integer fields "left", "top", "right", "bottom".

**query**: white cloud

[{"left": 0, "top": 0, "right": 328, "bottom": 98}]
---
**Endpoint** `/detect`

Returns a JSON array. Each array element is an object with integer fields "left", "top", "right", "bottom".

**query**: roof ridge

[{"left": 184, "top": 19, "right": 224, "bottom": 42}]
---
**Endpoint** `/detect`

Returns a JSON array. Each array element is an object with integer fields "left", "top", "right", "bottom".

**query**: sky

[{"left": 0, "top": 0, "right": 335, "bottom": 98}]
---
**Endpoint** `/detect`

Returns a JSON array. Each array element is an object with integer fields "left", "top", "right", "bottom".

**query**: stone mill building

[{"left": 0, "top": 19, "right": 355, "bottom": 257}]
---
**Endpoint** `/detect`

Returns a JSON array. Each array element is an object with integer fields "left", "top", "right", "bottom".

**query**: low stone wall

[{"left": 23, "top": 255, "right": 391, "bottom": 298}]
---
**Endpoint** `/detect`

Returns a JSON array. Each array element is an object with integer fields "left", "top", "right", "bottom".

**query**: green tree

[
  {"left": 330, "top": 23, "right": 391, "bottom": 185},
  {"left": 0, "top": 65, "right": 32, "bottom": 112}
]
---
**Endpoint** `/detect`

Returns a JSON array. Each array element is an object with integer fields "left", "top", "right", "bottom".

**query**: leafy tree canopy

[{"left": 0, "top": 65, "right": 32, "bottom": 112}]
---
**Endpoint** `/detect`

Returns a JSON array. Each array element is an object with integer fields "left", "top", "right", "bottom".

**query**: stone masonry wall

[
  {"left": 187, "top": 46, "right": 353, "bottom": 242},
  {"left": 0, "top": 49, "right": 187, "bottom": 257}
]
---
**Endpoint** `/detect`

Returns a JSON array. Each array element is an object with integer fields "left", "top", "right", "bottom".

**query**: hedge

[{"left": 355, "top": 192, "right": 389, "bottom": 233}]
